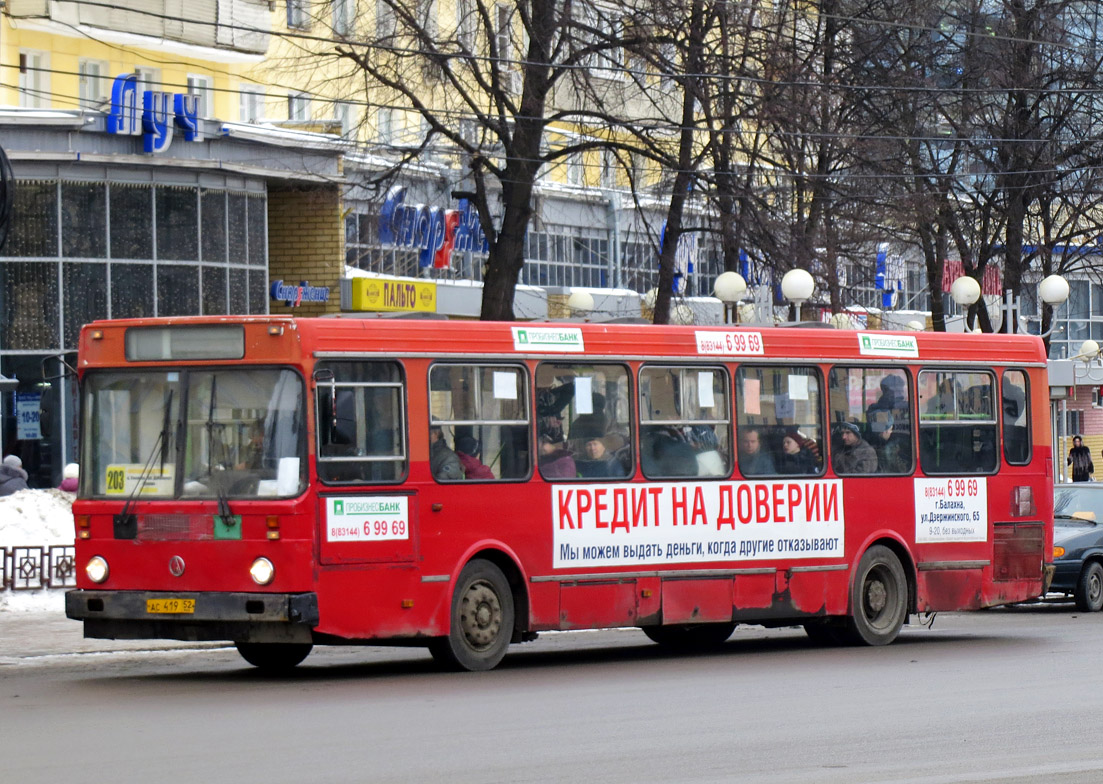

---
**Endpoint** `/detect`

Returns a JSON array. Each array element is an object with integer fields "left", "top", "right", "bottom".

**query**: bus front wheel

[
  {"left": 429, "top": 559, "right": 515, "bottom": 672},
  {"left": 844, "top": 545, "right": 907, "bottom": 646},
  {"left": 235, "top": 641, "right": 313, "bottom": 670}
]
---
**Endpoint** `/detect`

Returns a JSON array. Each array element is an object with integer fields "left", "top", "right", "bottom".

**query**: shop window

[
  {"left": 8, "top": 181, "right": 58, "bottom": 257},
  {"left": 228, "top": 267, "right": 248, "bottom": 314},
  {"left": 918, "top": 370, "right": 997, "bottom": 474},
  {"left": 110, "top": 263, "right": 153, "bottom": 319},
  {"left": 63, "top": 262, "right": 108, "bottom": 349},
  {"left": 0, "top": 261, "right": 60, "bottom": 350},
  {"left": 157, "top": 265, "right": 199, "bottom": 316},
  {"left": 155, "top": 186, "right": 199, "bottom": 261},
  {"left": 247, "top": 195, "right": 267, "bottom": 266},
  {"left": 109, "top": 184, "right": 153, "bottom": 259},
  {"left": 62, "top": 182, "right": 107, "bottom": 258},
  {"left": 202, "top": 266, "right": 228, "bottom": 315},
  {"left": 201, "top": 190, "right": 227, "bottom": 262},
  {"left": 248, "top": 269, "right": 268, "bottom": 315},
  {"left": 227, "top": 193, "right": 248, "bottom": 262}
]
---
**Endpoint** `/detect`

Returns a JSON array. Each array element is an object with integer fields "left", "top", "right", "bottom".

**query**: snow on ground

[{"left": 0, "top": 489, "right": 76, "bottom": 613}]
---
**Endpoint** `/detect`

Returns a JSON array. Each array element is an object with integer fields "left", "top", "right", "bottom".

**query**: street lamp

[
  {"left": 780, "top": 269, "right": 815, "bottom": 322},
  {"left": 566, "top": 289, "right": 595, "bottom": 319},
  {"left": 713, "top": 271, "right": 747, "bottom": 325},
  {"left": 949, "top": 275, "right": 981, "bottom": 309}
]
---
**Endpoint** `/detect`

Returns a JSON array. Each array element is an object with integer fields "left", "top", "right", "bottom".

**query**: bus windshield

[{"left": 82, "top": 368, "right": 306, "bottom": 499}]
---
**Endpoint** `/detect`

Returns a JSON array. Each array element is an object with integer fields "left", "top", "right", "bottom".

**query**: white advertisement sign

[
  {"left": 326, "top": 496, "right": 410, "bottom": 542},
  {"left": 552, "top": 480, "right": 845, "bottom": 568},
  {"left": 512, "top": 326, "right": 585, "bottom": 352},
  {"left": 694, "top": 331, "right": 765, "bottom": 356},
  {"left": 14, "top": 392, "right": 41, "bottom": 440},
  {"left": 914, "top": 477, "right": 988, "bottom": 543}
]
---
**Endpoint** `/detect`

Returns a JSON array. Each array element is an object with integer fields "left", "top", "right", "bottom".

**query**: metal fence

[{"left": 1, "top": 545, "right": 77, "bottom": 592}]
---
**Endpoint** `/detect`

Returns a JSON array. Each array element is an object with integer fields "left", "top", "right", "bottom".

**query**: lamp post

[
  {"left": 713, "top": 271, "right": 747, "bottom": 325},
  {"left": 780, "top": 268, "right": 815, "bottom": 323}
]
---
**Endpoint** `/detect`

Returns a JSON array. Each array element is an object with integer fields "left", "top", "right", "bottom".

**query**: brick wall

[
  {"left": 267, "top": 184, "right": 343, "bottom": 317},
  {"left": 1059, "top": 385, "right": 1103, "bottom": 481}
]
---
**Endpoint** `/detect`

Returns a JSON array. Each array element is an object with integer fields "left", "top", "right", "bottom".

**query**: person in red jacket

[{"left": 455, "top": 436, "right": 494, "bottom": 480}]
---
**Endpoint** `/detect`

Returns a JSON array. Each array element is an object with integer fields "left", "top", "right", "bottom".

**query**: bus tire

[
  {"left": 843, "top": 545, "right": 907, "bottom": 646},
  {"left": 642, "top": 622, "right": 736, "bottom": 649},
  {"left": 1075, "top": 561, "right": 1103, "bottom": 612},
  {"left": 429, "top": 559, "right": 514, "bottom": 672},
  {"left": 235, "top": 641, "right": 313, "bottom": 670}
]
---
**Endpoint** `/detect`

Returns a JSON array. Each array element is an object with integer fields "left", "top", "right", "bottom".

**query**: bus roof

[{"left": 80, "top": 316, "right": 1048, "bottom": 368}]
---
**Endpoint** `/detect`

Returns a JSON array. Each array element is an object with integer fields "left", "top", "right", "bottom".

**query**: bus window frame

[
  {"left": 313, "top": 359, "right": 409, "bottom": 485},
  {"left": 535, "top": 360, "right": 635, "bottom": 482},
  {"left": 1002, "top": 368, "right": 1032, "bottom": 466},
  {"left": 637, "top": 362, "right": 733, "bottom": 480},
  {"left": 827, "top": 365, "right": 915, "bottom": 477},
  {"left": 734, "top": 363, "right": 826, "bottom": 479},
  {"left": 428, "top": 361, "right": 532, "bottom": 483},
  {"left": 917, "top": 367, "right": 1000, "bottom": 476}
]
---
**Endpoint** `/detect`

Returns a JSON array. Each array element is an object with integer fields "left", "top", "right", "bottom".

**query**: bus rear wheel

[
  {"left": 642, "top": 622, "right": 736, "bottom": 649},
  {"left": 429, "top": 559, "right": 514, "bottom": 672},
  {"left": 235, "top": 642, "right": 313, "bottom": 670},
  {"left": 843, "top": 545, "right": 907, "bottom": 646}
]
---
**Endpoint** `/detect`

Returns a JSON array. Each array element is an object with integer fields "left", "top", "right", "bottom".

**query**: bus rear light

[
  {"left": 266, "top": 515, "right": 280, "bottom": 540},
  {"left": 267, "top": 325, "right": 284, "bottom": 336},
  {"left": 401, "top": 599, "right": 414, "bottom": 609},
  {"left": 1011, "top": 486, "right": 1035, "bottom": 517},
  {"left": 249, "top": 557, "right": 275, "bottom": 585},
  {"left": 85, "top": 556, "right": 109, "bottom": 583},
  {"left": 76, "top": 515, "right": 91, "bottom": 539}
]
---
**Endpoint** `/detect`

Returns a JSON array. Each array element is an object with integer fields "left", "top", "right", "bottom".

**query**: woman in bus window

[{"left": 456, "top": 436, "right": 494, "bottom": 480}]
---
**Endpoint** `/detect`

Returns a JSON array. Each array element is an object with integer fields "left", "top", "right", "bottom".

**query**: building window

[
  {"left": 335, "top": 101, "right": 354, "bottom": 137},
  {"left": 186, "top": 74, "right": 214, "bottom": 118},
  {"left": 376, "top": 0, "right": 396, "bottom": 37},
  {"left": 239, "top": 85, "right": 265, "bottom": 123},
  {"left": 78, "top": 59, "right": 109, "bottom": 109},
  {"left": 135, "top": 66, "right": 161, "bottom": 93},
  {"left": 376, "top": 107, "right": 394, "bottom": 144},
  {"left": 288, "top": 92, "right": 311, "bottom": 122},
  {"left": 287, "top": 0, "right": 308, "bottom": 29},
  {"left": 332, "top": 0, "right": 352, "bottom": 35},
  {"left": 18, "top": 51, "right": 49, "bottom": 109}
]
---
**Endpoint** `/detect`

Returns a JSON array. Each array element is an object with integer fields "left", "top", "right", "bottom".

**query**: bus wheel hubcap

[
  {"left": 460, "top": 580, "right": 501, "bottom": 650},
  {"left": 866, "top": 579, "right": 887, "bottom": 615}
]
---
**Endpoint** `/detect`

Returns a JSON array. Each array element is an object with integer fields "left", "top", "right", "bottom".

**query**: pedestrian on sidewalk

[
  {"left": 1068, "top": 435, "right": 1093, "bottom": 482},
  {"left": 0, "top": 455, "right": 28, "bottom": 496}
]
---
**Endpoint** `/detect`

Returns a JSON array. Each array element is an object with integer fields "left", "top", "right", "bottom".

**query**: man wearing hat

[
  {"left": 834, "top": 422, "right": 878, "bottom": 474},
  {"left": 0, "top": 454, "right": 29, "bottom": 496}
]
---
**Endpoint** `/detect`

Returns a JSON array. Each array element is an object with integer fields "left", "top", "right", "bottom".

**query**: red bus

[{"left": 66, "top": 317, "right": 1052, "bottom": 670}]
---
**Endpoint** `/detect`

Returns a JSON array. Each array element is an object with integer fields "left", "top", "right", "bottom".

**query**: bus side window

[
  {"left": 827, "top": 367, "right": 912, "bottom": 475},
  {"left": 735, "top": 365, "right": 823, "bottom": 478},
  {"left": 1002, "top": 370, "right": 1030, "bottom": 465},
  {"left": 918, "top": 370, "right": 997, "bottom": 474},
  {"left": 315, "top": 361, "right": 407, "bottom": 484},
  {"left": 537, "top": 362, "right": 633, "bottom": 480},
  {"left": 429, "top": 364, "right": 530, "bottom": 482},
  {"left": 639, "top": 365, "right": 730, "bottom": 479}
]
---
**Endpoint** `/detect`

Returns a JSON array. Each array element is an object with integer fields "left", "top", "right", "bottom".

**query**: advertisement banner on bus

[
  {"left": 325, "top": 496, "right": 410, "bottom": 542},
  {"left": 914, "top": 477, "right": 988, "bottom": 543},
  {"left": 552, "top": 479, "right": 844, "bottom": 568}
]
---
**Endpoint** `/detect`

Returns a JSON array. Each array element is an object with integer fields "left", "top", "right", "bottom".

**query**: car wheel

[{"left": 1075, "top": 561, "right": 1103, "bottom": 612}]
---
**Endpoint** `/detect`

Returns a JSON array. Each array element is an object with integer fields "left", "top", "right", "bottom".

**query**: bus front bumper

[{"left": 65, "top": 590, "right": 319, "bottom": 644}]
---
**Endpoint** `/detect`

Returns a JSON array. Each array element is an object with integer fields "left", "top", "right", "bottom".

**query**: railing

[{"left": 1, "top": 545, "right": 77, "bottom": 592}]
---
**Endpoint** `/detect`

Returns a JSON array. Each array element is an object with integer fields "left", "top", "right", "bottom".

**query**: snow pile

[{"left": 0, "top": 489, "right": 75, "bottom": 613}]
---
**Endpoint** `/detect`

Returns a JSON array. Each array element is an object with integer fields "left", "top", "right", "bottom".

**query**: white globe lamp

[{"left": 949, "top": 276, "right": 981, "bottom": 307}]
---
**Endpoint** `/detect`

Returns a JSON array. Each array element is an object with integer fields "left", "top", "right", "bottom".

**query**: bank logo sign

[
  {"left": 512, "top": 326, "right": 585, "bottom": 352},
  {"left": 857, "top": 333, "right": 919, "bottom": 358}
]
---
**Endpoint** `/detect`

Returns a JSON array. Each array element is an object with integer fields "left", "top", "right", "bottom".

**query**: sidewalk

[{"left": 0, "top": 593, "right": 224, "bottom": 661}]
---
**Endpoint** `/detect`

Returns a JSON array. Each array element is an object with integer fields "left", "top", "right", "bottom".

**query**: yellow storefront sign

[{"left": 350, "top": 277, "right": 437, "bottom": 312}]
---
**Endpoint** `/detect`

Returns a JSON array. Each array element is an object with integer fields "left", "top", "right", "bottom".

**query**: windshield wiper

[
  {"left": 114, "top": 388, "right": 174, "bottom": 539},
  {"left": 203, "top": 374, "right": 238, "bottom": 538}
]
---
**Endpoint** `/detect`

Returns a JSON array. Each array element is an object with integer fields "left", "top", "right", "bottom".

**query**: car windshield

[
  {"left": 1054, "top": 486, "right": 1103, "bottom": 525},
  {"left": 82, "top": 368, "right": 306, "bottom": 499}
]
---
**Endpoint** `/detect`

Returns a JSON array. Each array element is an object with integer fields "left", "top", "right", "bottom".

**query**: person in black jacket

[{"left": 1068, "top": 435, "right": 1094, "bottom": 482}]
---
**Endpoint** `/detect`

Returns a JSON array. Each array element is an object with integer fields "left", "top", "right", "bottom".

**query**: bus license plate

[{"left": 146, "top": 598, "right": 195, "bottom": 614}]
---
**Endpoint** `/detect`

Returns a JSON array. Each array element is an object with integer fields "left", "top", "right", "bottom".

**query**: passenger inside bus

[
  {"left": 455, "top": 436, "right": 494, "bottom": 480},
  {"left": 737, "top": 427, "right": 775, "bottom": 476},
  {"left": 641, "top": 426, "right": 698, "bottom": 477},
  {"left": 429, "top": 425, "right": 463, "bottom": 481},
  {"left": 777, "top": 431, "right": 816, "bottom": 475},
  {"left": 685, "top": 425, "right": 727, "bottom": 476},
  {"left": 538, "top": 419, "right": 577, "bottom": 478},
  {"left": 868, "top": 411, "right": 908, "bottom": 473},
  {"left": 833, "top": 421, "right": 878, "bottom": 474}
]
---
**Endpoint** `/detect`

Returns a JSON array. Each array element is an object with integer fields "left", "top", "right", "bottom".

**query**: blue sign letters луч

[{"left": 107, "top": 73, "right": 204, "bottom": 154}]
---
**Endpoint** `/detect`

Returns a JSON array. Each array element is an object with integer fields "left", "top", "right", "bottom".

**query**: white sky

[{"left": 0, "top": 489, "right": 75, "bottom": 613}]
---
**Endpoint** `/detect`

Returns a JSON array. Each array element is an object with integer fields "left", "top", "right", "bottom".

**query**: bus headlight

[
  {"left": 249, "top": 557, "right": 274, "bottom": 585},
  {"left": 85, "top": 556, "right": 110, "bottom": 583}
]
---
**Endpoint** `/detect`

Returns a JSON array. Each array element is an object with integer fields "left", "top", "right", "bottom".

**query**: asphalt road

[{"left": 2, "top": 601, "right": 1102, "bottom": 783}]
